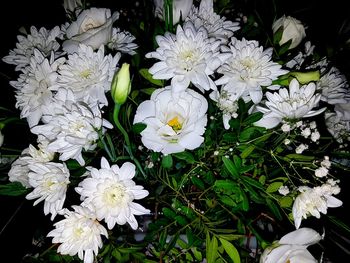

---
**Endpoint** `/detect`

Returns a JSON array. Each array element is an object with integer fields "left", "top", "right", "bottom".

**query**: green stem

[{"left": 113, "top": 104, "right": 146, "bottom": 178}]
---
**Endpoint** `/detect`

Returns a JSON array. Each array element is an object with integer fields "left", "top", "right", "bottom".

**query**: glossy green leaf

[{"left": 219, "top": 237, "right": 241, "bottom": 263}]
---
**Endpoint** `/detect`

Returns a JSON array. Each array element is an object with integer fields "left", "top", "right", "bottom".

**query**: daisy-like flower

[
  {"left": 8, "top": 140, "right": 55, "bottom": 188},
  {"left": 31, "top": 88, "right": 113, "bottom": 166},
  {"left": 260, "top": 228, "right": 321, "bottom": 263},
  {"left": 133, "top": 87, "right": 208, "bottom": 154},
  {"left": 325, "top": 103, "right": 350, "bottom": 145},
  {"left": 292, "top": 184, "right": 342, "bottom": 229},
  {"left": 108, "top": 27, "right": 138, "bottom": 55},
  {"left": 215, "top": 38, "right": 288, "bottom": 104},
  {"left": 47, "top": 205, "right": 108, "bottom": 263},
  {"left": 10, "top": 49, "right": 65, "bottom": 127},
  {"left": 209, "top": 88, "right": 239, "bottom": 129},
  {"left": 75, "top": 157, "right": 150, "bottom": 230},
  {"left": 2, "top": 26, "right": 63, "bottom": 71},
  {"left": 146, "top": 20, "right": 228, "bottom": 93},
  {"left": 254, "top": 78, "right": 326, "bottom": 129},
  {"left": 26, "top": 161, "right": 70, "bottom": 220},
  {"left": 317, "top": 66, "right": 350, "bottom": 104},
  {"left": 53, "top": 44, "right": 121, "bottom": 106},
  {"left": 187, "top": 0, "right": 240, "bottom": 43}
]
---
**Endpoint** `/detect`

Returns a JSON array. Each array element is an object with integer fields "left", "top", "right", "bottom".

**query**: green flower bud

[
  {"left": 290, "top": 71, "right": 320, "bottom": 85},
  {"left": 111, "top": 63, "right": 131, "bottom": 105}
]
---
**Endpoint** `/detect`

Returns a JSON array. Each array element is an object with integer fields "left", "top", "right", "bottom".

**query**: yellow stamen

[{"left": 167, "top": 116, "right": 182, "bottom": 131}]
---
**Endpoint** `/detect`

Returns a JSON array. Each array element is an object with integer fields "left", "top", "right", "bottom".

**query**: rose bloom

[
  {"left": 153, "top": 0, "right": 193, "bottom": 25},
  {"left": 260, "top": 228, "right": 321, "bottom": 263},
  {"left": 63, "top": 7, "right": 119, "bottom": 54},
  {"left": 133, "top": 87, "right": 208, "bottom": 155},
  {"left": 272, "top": 15, "right": 306, "bottom": 49}
]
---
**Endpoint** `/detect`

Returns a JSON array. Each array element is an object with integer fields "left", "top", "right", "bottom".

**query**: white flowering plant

[{"left": 0, "top": 0, "right": 350, "bottom": 262}]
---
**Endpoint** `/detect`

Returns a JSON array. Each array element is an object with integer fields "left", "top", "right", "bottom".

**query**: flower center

[
  {"left": 103, "top": 183, "right": 128, "bottom": 206},
  {"left": 167, "top": 116, "right": 182, "bottom": 132},
  {"left": 80, "top": 69, "right": 92, "bottom": 79}
]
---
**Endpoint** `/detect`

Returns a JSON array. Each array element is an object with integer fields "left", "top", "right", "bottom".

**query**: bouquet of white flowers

[{"left": 1, "top": 0, "right": 349, "bottom": 262}]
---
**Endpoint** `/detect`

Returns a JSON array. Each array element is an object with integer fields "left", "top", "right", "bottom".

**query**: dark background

[{"left": 0, "top": 0, "right": 349, "bottom": 262}]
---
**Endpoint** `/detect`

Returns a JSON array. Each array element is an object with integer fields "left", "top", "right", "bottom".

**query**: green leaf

[
  {"left": 132, "top": 122, "right": 146, "bottom": 134},
  {"left": 162, "top": 154, "right": 173, "bottom": 168},
  {"left": 207, "top": 235, "right": 218, "bottom": 263},
  {"left": 162, "top": 207, "right": 176, "bottom": 218},
  {"left": 222, "top": 156, "right": 239, "bottom": 179},
  {"left": 242, "top": 112, "right": 263, "bottom": 125},
  {"left": 191, "top": 176, "right": 205, "bottom": 190},
  {"left": 240, "top": 145, "right": 255, "bottom": 159},
  {"left": 285, "top": 154, "right": 315, "bottom": 161},
  {"left": 214, "top": 180, "right": 237, "bottom": 192},
  {"left": 139, "top": 68, "right": 164, "bottom": 86},
  {"left": 0, "top": 182, "right": 28, "bottom": 196},
  {"left": 174, "top": 215, "right": 188, "bottom": 226},
  {"left": 140, "top": 87, "right": 157, "bottom": 95},
  {"left": 219, "top": 237, "right": 241, "bottom": 263},
  {"left": 241, "top": 176, "right": 264, "bottom": 190},
  {"left": 279, "top": 196, "right": 293, "bottom": 208},
  {"left": 173, "top": 151, "right": 195, "bottom": 164},
  {"left": 266, "top": 182, "right": 283, "bottom": 193},
  {"left": 266, "top": 198, "right": 282, "bottom": 220}
]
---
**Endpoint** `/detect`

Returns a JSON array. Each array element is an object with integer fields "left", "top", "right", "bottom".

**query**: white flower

[
  {"left": 281, "top": 123, "right": 291, "bottom": 132},
  {"left": 8, "top": 141, "right": 55, "bottom": 188},
  {"left": 310, "top": 131, "right": 320, "bottom": 142},
  {"left": 153, "top": 0, "right": 193, "bottom": 25},
  {"left": 2, "top": 26, "right": 63, "bottom": 71},
  {"left": 187, "top": 0, "right": 240, "bottom": 43},
  {"left": 315, "top": 167, "right": 328, "bottom": 178},
  {"left": 272, "top": 15, "right": 306, "bottom": 50},
  {"left": 260, "top": 228, "right": 321, "bottom": 263},
  {"left": 292, "top": 185, "right": 342, "bottom": 229},
  {"left": 254, "top": 79, "right": 326, "bottom": 129},
  {"left": 10, "top": 49, "right": 65, "bottom": 127},
  {"left": 301, "top": 127, "right": 311, "bottom": 138},
  {"left": 146, "top": 21, "right": 227, "bottom": 93},
  {"left": 31, "top": 88, "right": 113, "bottom": 166},
  {"left": 75, "top": 157, "right": 150, "bottom": 230},
  {"left": 47, "top": 205, "right": 108, "bottom": 263},
  {"left": 63, "top": 7, "right": 119, "bottom": 54},
  {"left": 278, "top": 185, "right": 289, "bottom": 196},
  {"left": 108, "top": 28, "right": 138, "bottom": 55},
  {"left": 285, "top": 41, "right": 315, "bottom": 69},
  {"left": 26, "top": 161, "right": 70, "bottom": 220},
  {"left": 317, "top": 66, "right": 350, "bottom": 104},
  {"left": 321, "top": 156, "right": 331, "bottom": 169},
  {"left": 215, "top": 38, "right": 288, "bottom": 104},
  {"left": 53, "top": 44, "right": 120, "bottom": 106},
  {"left": 63, "top": 0, "right": 83, "bottom": 15},
  {"left": 209, "top": 88, "right": 239, "bottom": 129},
  {"left": 325, "top": 104, "right": 350, "bottom": 144},
  {"left": 295, "top": 143, "right": 308, "bottom": 154},
  {"left": 133, "top": 87, "right": 208, "bottom": 154},
  {"left": 0, "top": 130, "right": 3, "bottom": 148}
]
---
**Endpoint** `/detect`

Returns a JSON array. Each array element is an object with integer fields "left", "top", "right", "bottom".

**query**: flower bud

[
  {"left": 111, "top": 63, "right": 131, "bottom": 105},
  {"left": 290, "top": 71, "right": 320, "bottom": 84},
  {"left": 272, "top": 15, "right": 306, "bottom": 49},
  {"left": 153, "top": 0, "right": 193, "bottom": 25}
]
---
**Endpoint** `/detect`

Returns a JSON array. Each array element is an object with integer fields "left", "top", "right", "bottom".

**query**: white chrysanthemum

[
  {"left": 31, "top": 88, "right": 113, "bottom": 166},
  {"left": 75, "top": 157, "right": 150, "bottom": 230},
  {"left": 317, "top": 66, "right": 350, "bottom": 104},
  {"left": 254, "top": 79, "right": 326, "bottom": 129},
  {"left": 26, "top": 161, "right": 70, "bottom": 220},
  {"left": 47, "top": 205, "right": 108, "bottom": 263},
  {"left": 8, "top": 141, "right": 55, "bottom": 188},
  {"left": 209, "top": 88, "right": 239, "bottom": 129},
  {"left": 146, "top": 21, "right": 228, "bottom": 93},
  {"left": 216, "top": 38, "right": 288, "bottom": 104},
  {"left": 292, "top": 184, "right": 342, "bottom": 229},
  {"left": 187, "top": 0, "right": 240, "bottom": 43},
  {"left": 53, "top": 44, "right": 121, "bottom": 106},
  {"left": 108, "top": 27, "right": 138, "bottom": 55},
  {"left": 325, "top": 103, "right": 350, "bottom": 144},
  {"left": 10, "top": 49, "right": 65, "bottom": 127},
  {"left": 285, "top": 41, "right": 315, "bottom": 69},
  {"left": 2, "top": 26, "right": 63, "bottom": 71},
  {"left": 133, "top": 87, "right": 208, "bottom": 154}
]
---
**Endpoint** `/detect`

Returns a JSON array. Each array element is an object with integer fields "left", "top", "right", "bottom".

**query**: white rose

[
  {"left": 272, "top": 15, "right": 306, "bottom": 49},
  {"left": 63, "top": 7, "right": 119, "bottom": 54},
  {"left": 260, "top": 228, "right": 321, "bottom": 263},
  {"left": 153, "top": 0, "right": 193, "bottom": 25}
]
